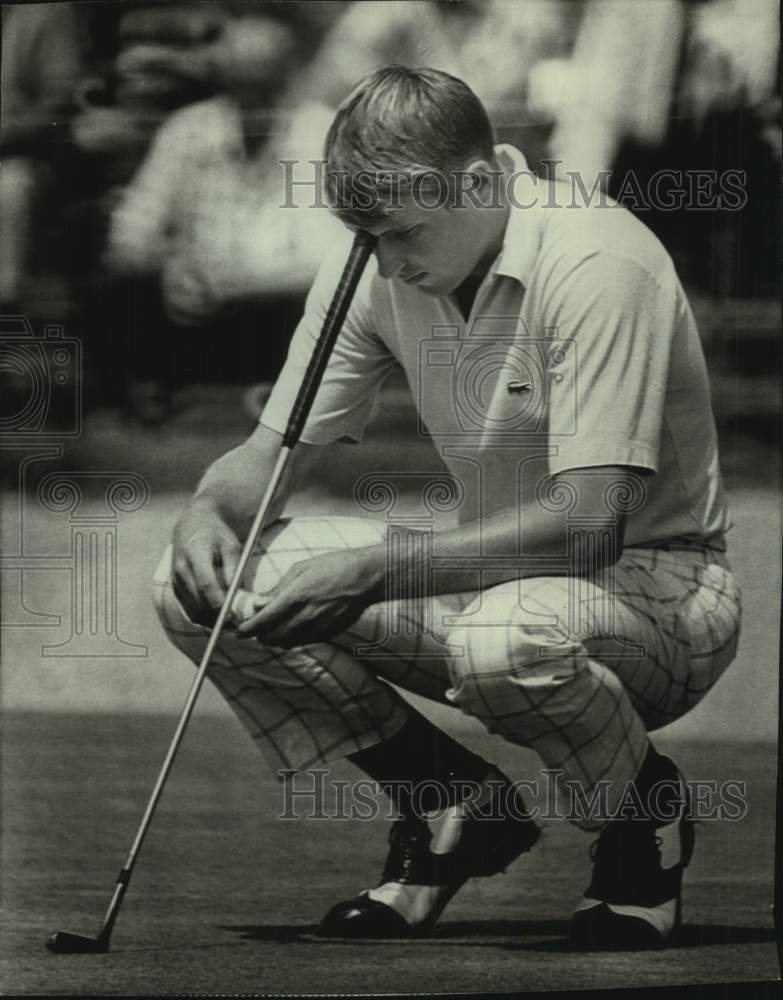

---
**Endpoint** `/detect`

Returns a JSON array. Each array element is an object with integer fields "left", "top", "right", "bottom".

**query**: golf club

[{"left": 46, "top": 230, "right": 377, "bottom": 954}]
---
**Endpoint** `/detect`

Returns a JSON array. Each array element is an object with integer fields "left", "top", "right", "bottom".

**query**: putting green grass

[{"left": 0, "top": 713, "right": 778, "bottom": 994}]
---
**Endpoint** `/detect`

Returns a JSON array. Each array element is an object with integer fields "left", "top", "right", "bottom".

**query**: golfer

[{"left": 154, "top": 67, "right": 741, "bottom": 949}]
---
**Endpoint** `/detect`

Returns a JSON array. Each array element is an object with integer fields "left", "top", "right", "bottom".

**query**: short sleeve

[
  {"left": 544, "top": 252, "right": 677, "bottom": 475},
  {"left": 107, "top": 118, "right": 181, "bottom": 268},
  {"left": 260, "top": 234, "right": 395, "bottom": 444}
]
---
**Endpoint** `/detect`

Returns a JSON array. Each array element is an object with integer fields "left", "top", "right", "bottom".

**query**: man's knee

[
  {"left": 445, "top": 618, "right": 584, "bottom": 724},
  {"left": 150, "top": 544, "right": 204, "bottom": 644}
]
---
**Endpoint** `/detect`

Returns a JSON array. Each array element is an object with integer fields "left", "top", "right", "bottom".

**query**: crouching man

[{"left": 153, "top": 67, "right": 741, "bottom": 948}]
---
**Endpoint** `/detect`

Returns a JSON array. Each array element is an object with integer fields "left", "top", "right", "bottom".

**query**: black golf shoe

[
  {"left": 318, "top": 772, "right": 539, "bottom": 938},
  {"left": 569, "top": 760, "right": 694, "bottom": 950}
]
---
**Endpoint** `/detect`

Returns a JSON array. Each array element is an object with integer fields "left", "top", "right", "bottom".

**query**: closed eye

[{"left": 388, "top": 226, "right": 419, "bottom": 242}]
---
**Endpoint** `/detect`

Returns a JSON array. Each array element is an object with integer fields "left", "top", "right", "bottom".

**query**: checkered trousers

[{"left": 153, "top": 515, "right": 741, "bottom": 829}]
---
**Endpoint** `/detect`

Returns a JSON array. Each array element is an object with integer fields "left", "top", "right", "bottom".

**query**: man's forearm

[
  {"left": 189, "top": 432, "right": 287, "bottom": 540},
  {"left": 363, "top": 501, "right": 624, "bottom": 603},
  {"left": 189, "top": 426, "right": 320, "bottom": 541},
  {"left": 190, "top": 447, "right": 280, "bottom": 539}
]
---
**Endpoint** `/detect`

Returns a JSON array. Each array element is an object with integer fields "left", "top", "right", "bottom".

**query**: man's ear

[{"left": 463, "top": 158, "right": 501, "bottom": 204}]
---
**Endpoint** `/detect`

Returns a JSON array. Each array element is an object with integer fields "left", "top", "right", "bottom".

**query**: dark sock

[
  {"left": 348, "top": 704, "right": 496, "bottom": 815},
  {"left": 632, "top": 743, "right": 683, "bottom": 825}
]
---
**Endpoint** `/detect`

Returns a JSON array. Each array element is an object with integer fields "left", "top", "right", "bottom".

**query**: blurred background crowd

[{"left": 1, "top": 0, "right": 779, "bottom": 425}]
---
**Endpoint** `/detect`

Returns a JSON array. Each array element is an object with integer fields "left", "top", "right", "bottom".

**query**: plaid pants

[{"left": 153, "top": 515, "right": 741, "bottom": 829}]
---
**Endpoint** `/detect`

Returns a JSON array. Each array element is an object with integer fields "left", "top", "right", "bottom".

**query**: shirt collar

[{"left": 490, "top": 143, "right": 543, "bottom": 288}]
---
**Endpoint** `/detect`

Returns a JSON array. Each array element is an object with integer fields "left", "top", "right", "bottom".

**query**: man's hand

[
  {"left": 71, "top": 107, "right": 153, "bottom": 155},
  {"left": 235, "top": 547, "right": 385, "bottom": 648},
  {"left": 162, "top": 255, "right": 221, "bottom": 326},
  {"left": 168, "top": 424, "right": 321, "bottom": 629},
  {"left": 172, "top": 503, "right": 242, "bottom": 626}
]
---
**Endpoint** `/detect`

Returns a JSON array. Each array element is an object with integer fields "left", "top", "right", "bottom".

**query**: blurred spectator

[
  {"left": 0, "top": 3, "right": 84, "bottom": 308},
  {"left": 70, "top": 2, "right": 229, "bottom": 171},
  {"left": 529, "top": 0, "right": 779, "bottom": 296},
  {"left": 532, "top": 0, "right": 779, "bottom": 179},
  {"left": 91, "top": 2, "right": 329, "bottom": 420},
  {"left": 161, "top": 0, "right": 572, "bottom": 309},
  {"left": 93, "top": 0, "right": 572, "bottom": 421},
  {"left": 531, "top": 0, "right": 687, "bottom": 190},
  {"left": 11, "top": 0, "right": 774, "bottom": 419},
  {"left": 680, "top": 0, "right": 779, "bottom": 124},
  {"left": 673, "top": 0, "right": 780, "bottom": 296},
  {"left": 115, "top": 0, "right": 227, "bottom": 106},
  {"left": 300, "top": 0, "right": 566, "bottom": 108},
  {"left": 105, "top": 6, "right": 311, "bottom": 303},
  {"left": 306, "top": 0, "right": 569, "bottom": 145}
]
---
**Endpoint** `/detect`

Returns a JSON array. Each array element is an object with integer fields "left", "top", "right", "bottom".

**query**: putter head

[{"left": 45, "top": 931, "right": 109, "bottom": 954}]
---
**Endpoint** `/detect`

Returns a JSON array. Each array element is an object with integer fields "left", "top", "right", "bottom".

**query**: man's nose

[{"left": 375, "top": 240, "right": 403, "bottom": 280}]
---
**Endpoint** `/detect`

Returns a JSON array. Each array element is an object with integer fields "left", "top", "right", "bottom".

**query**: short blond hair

[{"left": 324, "top": 66, "right": 497, "bottom": 226}]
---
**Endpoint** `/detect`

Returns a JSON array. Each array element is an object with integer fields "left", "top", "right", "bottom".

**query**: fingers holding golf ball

[
  {"left": 234, "top": 548, "right": 384, "bottom": 648},
  {"left": 227, "top": 587, "right": 268, "bottom": 628},
  {"left": 171, "top": 507, "right": 243, "bottom": 626}
]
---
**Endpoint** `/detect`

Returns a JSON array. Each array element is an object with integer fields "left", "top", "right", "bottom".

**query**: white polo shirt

[{"left": 261, "top": 146, "right": 729, "bottom": 548}]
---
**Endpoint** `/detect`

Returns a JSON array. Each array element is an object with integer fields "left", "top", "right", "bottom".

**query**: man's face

[{"left": 362, "top": 195, "right": 490, "bottom": 296}]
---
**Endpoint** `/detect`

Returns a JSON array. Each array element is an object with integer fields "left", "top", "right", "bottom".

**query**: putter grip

[{"left": 282, "top": 230, "right": 376, "bottom": 449}]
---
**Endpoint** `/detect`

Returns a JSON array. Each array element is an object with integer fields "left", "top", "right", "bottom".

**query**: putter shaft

[{"left": 46, "top": 230, "right": 376, "bottom": 953}]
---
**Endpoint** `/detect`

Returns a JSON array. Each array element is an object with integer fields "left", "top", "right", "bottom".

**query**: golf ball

[{"left": 229, "top": 588, "right": 259, "bottom": 626}]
